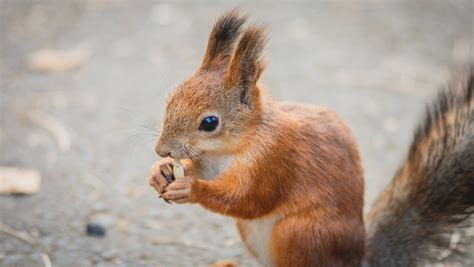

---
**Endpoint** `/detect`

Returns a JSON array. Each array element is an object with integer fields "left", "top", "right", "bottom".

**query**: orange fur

[
  {"left": 151, "top": 11, "right": 364, "bottom": 266},
  {"left": 149, "top": 10, "right": 474, "bottom": 267}
]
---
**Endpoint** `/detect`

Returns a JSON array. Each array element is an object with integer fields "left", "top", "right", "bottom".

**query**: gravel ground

[{"left": 1, "top": 1, "right": 473, "bottom": 266}]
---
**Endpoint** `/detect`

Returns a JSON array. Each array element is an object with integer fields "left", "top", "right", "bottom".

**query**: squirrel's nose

[
  {"left": 155, "top": 147, "right": 170, "bottom": 158},
  {"left": 155, "top": 142, "right": 171, "bottom": 158}
]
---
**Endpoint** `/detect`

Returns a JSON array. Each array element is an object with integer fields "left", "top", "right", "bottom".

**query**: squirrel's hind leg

[{"left": 269, "top": 212, "right": 365, "bottom": 267}]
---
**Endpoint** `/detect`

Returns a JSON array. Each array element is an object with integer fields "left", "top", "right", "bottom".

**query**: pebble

[{"left": 86, "top": 223, "right": 106, "bottom": 237}]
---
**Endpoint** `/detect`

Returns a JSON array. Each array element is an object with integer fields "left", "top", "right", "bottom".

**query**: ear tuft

[
  {"left": 201, "top": 9, "right": 247, "bottom": 70},
  {"left": 227, "top": 25, "right": 267, "bottom": 95}
]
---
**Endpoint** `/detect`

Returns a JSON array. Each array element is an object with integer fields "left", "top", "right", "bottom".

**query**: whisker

[
  {"left": 183, "top": 145, "right": 194, "bottom": 161},
  {"left": 123, "top": 132, "right": 156, "bottom": 147},
  {"left": 178, "top": 143, "right": 188, "bottom": 160},
  {"left": 186, "top": 145, "right": 212, "bottom": 165},
  {"left": 137, "top": 124, "right": 160, "bottom": 136}
]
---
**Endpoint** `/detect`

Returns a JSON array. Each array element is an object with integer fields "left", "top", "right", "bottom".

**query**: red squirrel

[{"left": 148, "top": 10, "right": 474, "bottom": 267}]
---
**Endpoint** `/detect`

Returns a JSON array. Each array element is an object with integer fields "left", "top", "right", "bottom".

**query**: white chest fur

[
  {"left": 238, "top": 214, "right": 282, "bottom": 267},
  {"left": 200, "top": 154, "right": 234, "bottom": 180}
]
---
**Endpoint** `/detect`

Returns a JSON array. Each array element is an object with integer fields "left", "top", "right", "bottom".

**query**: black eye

[{"left": 199, "top": 116, "right": 219, "bottom": 132}]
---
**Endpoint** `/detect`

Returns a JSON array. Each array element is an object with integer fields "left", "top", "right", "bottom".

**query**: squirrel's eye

[{"left": 199, "top": 116, "right": 219, "bottom": 132}]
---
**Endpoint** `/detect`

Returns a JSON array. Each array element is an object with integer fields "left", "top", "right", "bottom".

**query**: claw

[
  {"left": 160, "top": 190, "right": 172, "bottom": 204},
  {"left": 165, "top": 173, "right": 175, "bottom": 184},
  {"left": 160, "top": 168, "right": 175, "bottom": 184}
]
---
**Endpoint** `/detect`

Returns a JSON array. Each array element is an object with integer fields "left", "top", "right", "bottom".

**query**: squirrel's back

[{"left": 366, "top": 66, "right": 474, "bottom": 266}]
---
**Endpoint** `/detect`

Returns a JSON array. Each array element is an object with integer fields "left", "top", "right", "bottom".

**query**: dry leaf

[
  {"left": 28, "top": 111, "right": 71, "bottom": 152},
  {"left": 208, "top": 259, "right": 238, "bottom": 267},
  {"left": 0, "top": 167, "right": 41, "bottom": 194},
  {"left": 28, "top": 47, "right": 90, "bottom": 73}
]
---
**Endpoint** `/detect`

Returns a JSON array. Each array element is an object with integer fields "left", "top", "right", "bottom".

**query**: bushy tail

[{"left": 366, "top": 66, "right": 474, "bottom": 266}]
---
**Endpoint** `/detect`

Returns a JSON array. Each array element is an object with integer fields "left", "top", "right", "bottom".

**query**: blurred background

[{"left": 0, "top": 0, "right": 473, "bottom": 266}]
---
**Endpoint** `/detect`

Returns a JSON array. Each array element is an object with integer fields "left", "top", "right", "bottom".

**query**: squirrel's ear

[
  {"left": 226, "top": 25, "right": 267, "bottom": 106},
  {"left": 200, "top": 10, "right": 247, "bottom": 70}
]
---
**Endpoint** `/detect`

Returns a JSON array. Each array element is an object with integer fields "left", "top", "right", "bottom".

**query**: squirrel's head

[{"left": 155, "top": 10, "right": 267, "bottom": 159}]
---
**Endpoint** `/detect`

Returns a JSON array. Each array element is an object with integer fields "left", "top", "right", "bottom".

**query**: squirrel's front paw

[
  {"left": 162, "top": 176, "right": 197, "bottom": 204},
  {"left": 148, "top": 157, "right": 174, "bottom": 198}
]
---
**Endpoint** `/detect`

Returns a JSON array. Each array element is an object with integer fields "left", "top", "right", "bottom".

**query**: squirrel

[{"left": 148, "top": 10, "right": 474, "bottom": 267}]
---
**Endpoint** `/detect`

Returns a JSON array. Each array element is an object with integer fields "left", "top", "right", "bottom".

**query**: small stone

[{"left": 86, "top": 223, "right": 106, "bottom": 237}]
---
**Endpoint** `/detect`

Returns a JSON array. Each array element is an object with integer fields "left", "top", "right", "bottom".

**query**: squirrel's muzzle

[{"left": 155, "top": 138, "right": 171, "bottom": 158}]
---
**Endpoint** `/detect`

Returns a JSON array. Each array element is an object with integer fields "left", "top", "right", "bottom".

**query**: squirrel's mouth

[
  {"left": 176, "top": 148, "right": 206, "bottom": 163},
  {"left": 170, "top": 149, "right": 193, "bottom": 162},
  {"left": 168, "top": 152, "right": 180, "bottom": 160}
]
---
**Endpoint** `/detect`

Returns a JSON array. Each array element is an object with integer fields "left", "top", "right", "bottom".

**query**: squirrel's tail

[{"left": 366, "top": 66, "right": 474, "bottom": 266}]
